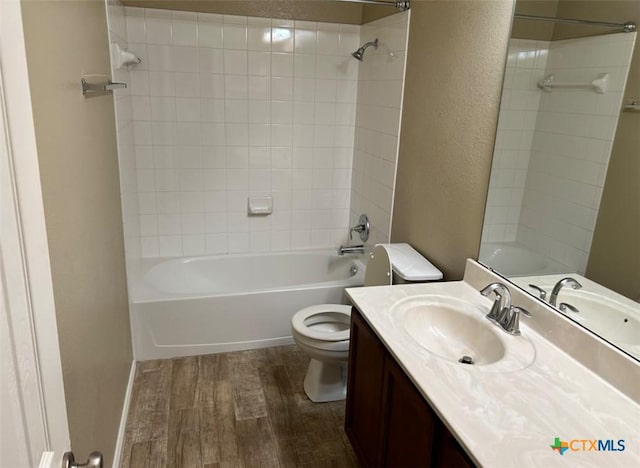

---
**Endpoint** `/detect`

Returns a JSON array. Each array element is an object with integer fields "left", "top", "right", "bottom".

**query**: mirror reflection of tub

[{"left": 479, "top": 242, "right": 569, "bottom": 276}]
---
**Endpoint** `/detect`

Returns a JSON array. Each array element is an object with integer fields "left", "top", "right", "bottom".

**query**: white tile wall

[
  {"left": 484, "top": 33, "right": 636, "bottom": 274},
  {"left": 518, "top": 33, "right": 635, "bottom": 274},
  {"left": 483, "top": 39, "right": 549, "bottom": 243},
  {"left": 115, "top": 7, "right": 362, "bottom": 256},
  {"left": 350, "top": 11, "right": 409, "bottom": 247}
]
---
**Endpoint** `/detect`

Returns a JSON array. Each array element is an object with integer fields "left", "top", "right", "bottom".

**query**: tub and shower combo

[{"left": 129, "top": 250, "right": 364, "bottom": 361}]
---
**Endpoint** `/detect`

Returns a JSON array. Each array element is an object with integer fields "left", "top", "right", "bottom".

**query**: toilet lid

[
  {"left": 364, "top": 245, "right": 393, "bottom": 287},
  {"left": 291, "top": 304, "right": 352, "bottom": 342}
]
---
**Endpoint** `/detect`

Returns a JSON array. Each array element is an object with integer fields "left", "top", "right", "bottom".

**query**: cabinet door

[
  {"left": 345, "top": 308, "right": 386, "bottom": 467},
  {"left": 380, "top": 356, "right": 437, "bottom": 467},
  {"left": 434, "top": 425, "right": 475, "bottom": 468}
]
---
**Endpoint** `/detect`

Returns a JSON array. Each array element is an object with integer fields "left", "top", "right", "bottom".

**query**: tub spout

[{"left": 338, "top": 245, "right": 364, "bottom": 255}]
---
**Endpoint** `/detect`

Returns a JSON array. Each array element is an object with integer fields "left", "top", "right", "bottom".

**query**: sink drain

[{"left": 458, "top": 355, "right": 474, "bottom": 365}]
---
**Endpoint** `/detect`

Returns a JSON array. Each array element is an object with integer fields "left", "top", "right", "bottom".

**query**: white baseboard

[{"left": 112, "top": 361, "right": 136, "bottom": 468}]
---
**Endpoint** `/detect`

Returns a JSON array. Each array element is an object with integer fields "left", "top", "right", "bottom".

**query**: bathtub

[
  {"left": 479, "top": 242, "right": 571, "bottom": 277},
  {"left": 129, "top": 250, "right": 365, "bottom": 360}
]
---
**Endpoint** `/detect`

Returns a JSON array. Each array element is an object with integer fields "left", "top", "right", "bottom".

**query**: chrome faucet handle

[
  {"left": 503, "top": 306, "right": 531, "bottom": 336},
  {"left": 495, "top": 304, "right": 513, "bottom": 328},
  {"left": 486, "top": 294, "right": 504, "bottom": 324},
  {"left": 515, "top": 306, "right": 532, "bottom": 318},
  {"left": 559, "top": 302, "right": 579, "bottom": 314},
  {"left": 349, "top": 214, "right": 370, "bottom": 242},
  {"left": 528, "top": 284, "right": 547, "bottom": 300}
]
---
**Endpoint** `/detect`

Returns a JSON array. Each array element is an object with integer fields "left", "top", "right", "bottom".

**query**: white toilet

[{"left": 291, "top": 243, "right": 443, "bottom": 402}]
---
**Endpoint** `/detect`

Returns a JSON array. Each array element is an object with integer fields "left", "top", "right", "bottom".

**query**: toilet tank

[{"left": 364, "top": 244, "right": 443, "bottom": 286}]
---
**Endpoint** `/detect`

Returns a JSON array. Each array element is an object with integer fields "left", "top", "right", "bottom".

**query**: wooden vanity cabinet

[
  {"left": 345, "top": 307, "right": 475, "bottom": 468},
  {"left": 344, "top": 304, "right": 387, "bottom": 466}
]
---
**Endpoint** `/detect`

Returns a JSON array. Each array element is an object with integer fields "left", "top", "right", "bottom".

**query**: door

[{"left": 0, "top": 0, "right": 70, "bottom": 466}]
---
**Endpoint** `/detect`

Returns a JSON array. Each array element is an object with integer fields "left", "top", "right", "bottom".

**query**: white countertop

[{"left": 346, "top": 280, "right": 640, "bottom": 467}]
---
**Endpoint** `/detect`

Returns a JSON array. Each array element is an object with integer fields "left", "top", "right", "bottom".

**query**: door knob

[{"left": 62, "top": 451, "right": 103, "bottom": 468}]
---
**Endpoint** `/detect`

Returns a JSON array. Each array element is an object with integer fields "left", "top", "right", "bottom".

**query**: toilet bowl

[
  {"left": 291, "top": 304, "right": 352, "bottom": 402},
  {"left": 291, "top": 243, "right": 442, "bottom": 402}
]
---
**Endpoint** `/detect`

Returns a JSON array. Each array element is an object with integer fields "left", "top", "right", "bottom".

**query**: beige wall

[
  {"left": 511, "top": 0, "right": 559, "bottom": 40},
  {"left": 575, "top": 1, "right": 640, "bottom": 300},
  {"left": 391, "top": 0, "right": 515, "bottom": 280},
  {"left": 361, "top": 3, "right": 397, "bottom": 23},
  {"left": 21, "top": 0, "right": 132, "bottom": 463},
  {"left": 122, "top": 0, "right": 364, "bottom": 24},
  {"left": 122, "top": 0, "right": 402, "bottom": 24}
]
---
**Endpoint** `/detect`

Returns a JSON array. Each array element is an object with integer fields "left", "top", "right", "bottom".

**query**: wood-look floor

[{"left": 119, "top": 345, "right": 358, "bottom": 468}]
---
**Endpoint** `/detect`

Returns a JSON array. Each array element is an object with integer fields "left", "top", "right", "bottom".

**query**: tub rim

[{"left": 128, "top": 248, "right": 365, "bottom": 303}]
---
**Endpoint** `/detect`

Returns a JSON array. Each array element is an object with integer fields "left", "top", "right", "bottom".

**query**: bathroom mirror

[{"left": 479, "top": 0, "right": 640, "bottom": 360}]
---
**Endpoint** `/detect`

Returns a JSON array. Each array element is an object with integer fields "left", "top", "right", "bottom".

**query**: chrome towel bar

[{"left": 537, "top": 73, "right": 609, "bottom": 94}]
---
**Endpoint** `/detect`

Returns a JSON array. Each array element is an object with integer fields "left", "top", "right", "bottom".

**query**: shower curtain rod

[
  {"left": 337, "top": 0, "right": 410, "bottom": 11},
  {"left": 514, "top": 14, "right": 636, "bottom": 33}
]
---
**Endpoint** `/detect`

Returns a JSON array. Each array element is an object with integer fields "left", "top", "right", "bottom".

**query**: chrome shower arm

[{"left": 352, "top": 38, "right": 379, "bottom": 61}]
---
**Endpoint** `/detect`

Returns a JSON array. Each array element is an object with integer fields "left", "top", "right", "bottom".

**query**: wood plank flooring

[{"left": 119, "top": 346, "right": 358, "bottom": 468}]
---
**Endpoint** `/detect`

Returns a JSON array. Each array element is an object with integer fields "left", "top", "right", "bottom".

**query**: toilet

[{"left": 291, "top": 243, "right": 443, "bottom": 402}]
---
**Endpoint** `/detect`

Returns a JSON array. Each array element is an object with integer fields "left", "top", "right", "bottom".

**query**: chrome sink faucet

[
  {"left": 480, "top": 282, "right": 511, "bottom": 324},
  {"left": 480, "top": 282, "right": 531, "bottom": 335},
  {"left": 549, "top": 277, "right": 582, "bottom": 306}
]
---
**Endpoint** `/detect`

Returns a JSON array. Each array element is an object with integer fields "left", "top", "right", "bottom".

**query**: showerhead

[
  {"left": 352, "top": 49, "right": 365, "bottom": 61},
  {"left": 352, "top": 38, "right": 379, "bottom": 62}
]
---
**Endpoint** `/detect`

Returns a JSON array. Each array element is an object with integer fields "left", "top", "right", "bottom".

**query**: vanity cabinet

[{"left": 345, "top": 307, "right": 474, "bottom": 467}]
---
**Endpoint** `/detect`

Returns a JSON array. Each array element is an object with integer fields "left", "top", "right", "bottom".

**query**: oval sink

[
  {"left": 400, "top": 301, "right": 505, "bottom": 365},
  {"left": 391, "top": 295, "right": 535, "bottom": 372}
]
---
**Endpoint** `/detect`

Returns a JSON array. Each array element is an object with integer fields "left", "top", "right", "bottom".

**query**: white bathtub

[
  {"left": 129, "top": 250, "right": 364, "bottom": 360},
  {"left": 479, "top": 242, "right": 570, "bottom": 277}
]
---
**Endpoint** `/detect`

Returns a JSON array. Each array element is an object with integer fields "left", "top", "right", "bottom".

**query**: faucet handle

[
  {"left": 528, "top": 284, "right": 547, "bottom": 300},
  {"left": 514, "top": 306, "right": 532, "bottom": 318},
  {"left": 503, "top": 306, "right": 531, "bottom": 336},
  {"left": 485, "top": 294, "right": 503, "bottom": 324},
  {"left": 559, "top": 302, "right": 579, "bottom": 314},
  {"left": 349, "top": 214, "right": 370, "bottom": 242}
]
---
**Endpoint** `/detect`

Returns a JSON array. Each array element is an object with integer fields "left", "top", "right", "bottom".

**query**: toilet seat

[
  {"left": 291, "top": 243, "right": 443, "bottom": 402},
  {"left": 291, "top": 304, "right": 352, "bottom": 342}
]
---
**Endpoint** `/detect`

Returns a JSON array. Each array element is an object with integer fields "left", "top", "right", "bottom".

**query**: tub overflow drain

[{"left": 458, "top": 355, "right": 474, "bottom": 365}]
